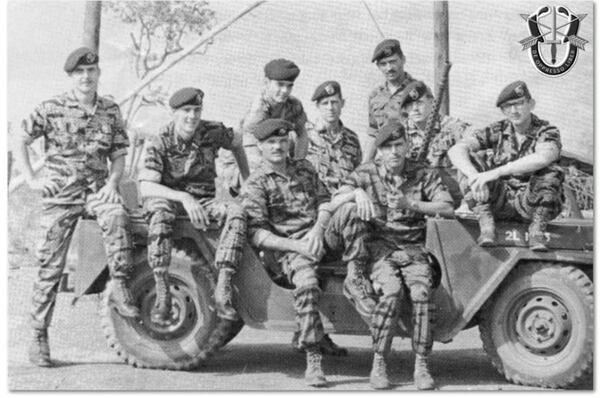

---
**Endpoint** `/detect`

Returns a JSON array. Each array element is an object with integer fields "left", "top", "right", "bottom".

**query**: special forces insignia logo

[
  {"left": 86, "top": 52, "right": 96, "bottom": 63},
  {"left": 325, "top": 84, "right": 335, "bottom": 95},
  {"left": 409, "top": 88, "right": 419, "bottom": 100},
  {"left": 520, "top": 5, "right": 587, "bottom": 77}
]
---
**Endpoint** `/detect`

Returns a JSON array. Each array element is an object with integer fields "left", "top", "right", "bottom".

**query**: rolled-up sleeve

[
  {"left": 241, "top": 175, "right": 270, "bottom": 239},
  {"left": 20, "top": 103, "right": 48, "bottom": 145},
  {"left": 536, "top": 124, "right": 562, "bottom": 152},
  {"left": 422, "top": 169, "right": 453, "bottom": 205},
  {"left": 138, "top": 135, "right": 164, "bottom": 183}
]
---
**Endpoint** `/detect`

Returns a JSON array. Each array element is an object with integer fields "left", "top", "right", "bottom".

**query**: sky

[{"left": 6, "top": 0, "right": 594, "bottom": 161}]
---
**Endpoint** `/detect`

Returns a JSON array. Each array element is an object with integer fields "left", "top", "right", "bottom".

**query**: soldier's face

[
  {"left": 265, "top": 79, "right": 294, "bottom": 103},
  {"left": 379, "top": 137, "right": 409, "bottom": 169},
  {"left": 501, "top": 97, "right": 535, "bottom": 126},
  {"left": 173, "top": 105, "right": 203, "bottom": 137},
  {"left": 258, "top": 135, "right": 290, "bottom": 164},
  {"left": 316, "top": 95, "right": 344, "bottom": 124},
  {"left": 70, "top": 64, "right": 100, "bottom": 94},
  {"left": 405, "top": 96, "right": 434, "bottom": 124},
  {"left": 376, "top": 54, "right": 405, "bottom": 83}
]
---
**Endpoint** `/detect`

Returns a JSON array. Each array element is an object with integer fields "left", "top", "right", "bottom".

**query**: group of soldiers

[{"left": 16, "top": 37, "right": 564, "bottom": 390}]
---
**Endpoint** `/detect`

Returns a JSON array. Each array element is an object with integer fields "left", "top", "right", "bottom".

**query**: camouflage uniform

[
  {"left": 242, "top": 159, "right": 370, "bottom": 349},
  {"left": 21, "top": 91, "right": 134, "bottom": 329},
  {"left": 139, "top": 120, "right": 247, "bottom": 320},
  {"left": 341, "top": 160, "right": 453, "bottom": 355},
  {"left": 305, "top": 120, "right": 362, "bottom": 193},
  {"left": 218, "top": 92, "right": 307, "bottom": 190},
  {"left": 460, "top": 113, "right": 564, "bottom": 221},
  {"left": 367, "top": 72, "right": 417, "bottom": 137},
  {"left": 406, "top": 115, "right": 472, "bottom": 207}
]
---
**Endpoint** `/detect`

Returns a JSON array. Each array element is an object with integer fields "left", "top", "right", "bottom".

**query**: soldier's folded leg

[
  {"left": 143, "top": 198, "right": 177, "bottom": 324},
  {"left": 212, "top": 202, "right": 247, "bottom": 321},
  {"left": 325, "top": 202, "right": 375, "bottom": 317},
  {"left": 89, "top": 195, "right": 139, "bottom": 318}
]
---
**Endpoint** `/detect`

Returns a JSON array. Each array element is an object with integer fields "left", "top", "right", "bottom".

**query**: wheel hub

[{"left": 515, "top": 294, "right": 571, "bottom": 355}]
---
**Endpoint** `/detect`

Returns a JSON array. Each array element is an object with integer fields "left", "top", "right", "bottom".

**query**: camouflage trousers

[
  {"left": 142, "top": 197, "right": 247, "bottom": 273},
  {"left": 462, "top": 154, "right": 565, "bottom": 220},
  {"left": 368, "top": 242, "right": 434, "bottom": 356},
  {"left": 276, "top": 202, "right": 370, "bottom": 349},
  {"left": 31, "top": 194, "right": 134, "bottom": 329}
]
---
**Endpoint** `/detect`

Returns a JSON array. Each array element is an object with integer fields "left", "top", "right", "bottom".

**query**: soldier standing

[
  {"left": 401, "top": 80, "right": 472, "bottom": 207},
  {"left": 16, "top": 47, "right": 140, "bottom": 367},
  {"left": 336, "top": 121, "right": 454, "bottom": 389},
  {"left": 448, "top": 81, "right": 564, "bottom": 250},
  {"left": 242, "top": 119, "right": 375, "bottom": 387},
  {"left": 218, "top": 58, "right": 308, "bottom": 195},
  {"left": 138, "top": 87, "right": 249, "bottom": 326},
  {"left": 364, "top": 39, "right": 418, "bottom": 162}
]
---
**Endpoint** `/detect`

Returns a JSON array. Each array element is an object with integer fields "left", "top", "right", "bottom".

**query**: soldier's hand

[
  {"left": 303, "top": 226, "right": 326, "bottom": 261},
  {"left": 468, "top": 171, "right": 498, "bottom": 202},
  {"left": 181, "top": 194, "right": 209, "bottom": 230},
  {"left": 27, "top": 178, "right": 60, "bottom": 196},
  {"left": 208, "top": 201, "right": 228, "bottom": 227},
  {"left": 296, "top": 239, "right": 321, "bottom": 262},
  {"left": 97, "top": 183, "right": 123, "bottom": 204},
  {"left": 354, "top": 188, "right": 375, "bottom": 220},
  {"left": 387, "top": 192, "right": 410, "bottom": 210}
]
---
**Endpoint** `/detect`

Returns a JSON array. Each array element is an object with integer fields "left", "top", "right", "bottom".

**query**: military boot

[
  {"left": 414, "top": 353, "right": 435, "bottom": 390},
  {"left": 305, "top": 347, "right": 327, "bottom": 387},
  {"left": 28, "top": 328, "right": 53, "bottom": 367},
  {"left": 370, "top": 352, "right": 391, "bottom": 389},
  {"left": 215, "top": 268, "right": 238, "bottom": 320},
  {"left": 343, "top": 261, "right": 376, "bottom": 318},
  {"left": 529, "top": 207, "right": 550, "bottom": 252},
  {"left": 109, "top": 278, "right": 140, "bottom": 318},
  {"left": 151, "top": 270, "right": 172, "bottom": 325},
  {"left": 474, "top": 204, "right": 495, "bottom": 247}
]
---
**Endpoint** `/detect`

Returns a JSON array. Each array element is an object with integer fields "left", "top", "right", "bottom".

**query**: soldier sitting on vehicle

[
  {"left": 242, "top": 119, "right": 375, "bottom": 387},
  {"left": 448, "top": 81, "right": 564, "bottom": 250},
  {"left": 218, "top": 58, "right": 309, "bottom": 196},
  {"left": 288, "top": 80, "right": 363, "bottom": 357},
  {"left": 138, "top": 87, "right": 250, "bottom": 326},
  {"left": 16, "top": 47, "right": 140, "bottom": 367},
  {"left": 335, "top": 121, "right": 454, "bottom": 389},
  {"left": 400, "top": 80, "right": 472, "bottom": 207}
]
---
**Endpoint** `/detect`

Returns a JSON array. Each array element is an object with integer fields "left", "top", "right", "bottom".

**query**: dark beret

[
  {"left": 375, "top": 120, "right": 407, "bottom": 148},
  {"left": 400, "top": 81, "right": 433, "bottom": 108},
  {"left": 264, "top": 59, "right": 300, "bottom": 81},
  {"left": 311, "top": 80, "right": 342, "bottom": 102},
  {"left": 64, "top": 47, "right": 99, "bottom": 73},
  {"left": 496, "top": 81, "right": 532, "bottom": 107},
  {"left": 169, "top": 87, "right": 204, "bottom": 109},
  {"left": 371, "top": 39, "right": 403, "bottom": 63},
  {"left": 253, "top": 119, "right": 294, "bottom": 141}
]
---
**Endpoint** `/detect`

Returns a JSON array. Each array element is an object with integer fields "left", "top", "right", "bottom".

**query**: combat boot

[
  {"left": 215, "top": 268, "right": 238, "bottom": 320},
  {"left": 151, "top": 270, "right": 172, "bottom": 325},
  {"left": 414, "top": 353, "right": 435, "bottom": 390},
  {"left": 370, "top": 352, "right": 391, "bottom": 389},
  {"left": 28, "top": 328, "right": 53, "bottom": 367},
  {"left": 305, "top": 348, "right": 327, "bottom": 387},
  {"left": 474, "top": 204, "right": 495, "bottom": 247},
  {"left": 109, "top": 278, "right": 140, "bottom": 318},
  {"left": 529, "top": 207, "right": 550, "bottom": 252},
  {"left": 343, "top": 261, "right": 376, "bottom": 318}
]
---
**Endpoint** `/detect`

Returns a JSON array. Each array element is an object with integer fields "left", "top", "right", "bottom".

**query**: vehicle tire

[
  {"left": 479, "top": 262, "right": 593, "bottom": 388},
  {"left": 100, "top": 247, "right": 218, "bottom": 370}
]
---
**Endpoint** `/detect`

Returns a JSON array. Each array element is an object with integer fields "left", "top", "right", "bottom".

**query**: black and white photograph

[{"left": 5, "top": 0, "right": 594, "bottom": 391}]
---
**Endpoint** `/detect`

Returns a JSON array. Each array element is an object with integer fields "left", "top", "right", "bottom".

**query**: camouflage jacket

[
  {"left": 21, "top": 91, "right": 129, "bottom": 204},
  {"left": 305, "top": 119, "right": 362, "bottom": 193},
  {"left": 242, "top": 159, "right": 330, "bottom": 239},
  {"left": 367, "top": 72, "right": 417, "bottom": 136},
  {"left": 139, "top": 120, "right": 234, "bottom": 200},
  {"left": 341, "top": 159, "right": 453, "bottom": 242}
]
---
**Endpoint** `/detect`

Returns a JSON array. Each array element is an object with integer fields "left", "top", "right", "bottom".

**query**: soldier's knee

[
  {"left": 291, "top": 267, "right": 319, "bottom": 290},
  {"left": 381, "top": 277, "right": 403, "bottom": 298},
  {"left": 148, "top": 210, "right": 176, "bottom": 234},
  {"left": 226, "top": 202, "right": 247, "bottom": 222},
  {"left": 409, "top": 283, "right": 430, "bottom": 302}
]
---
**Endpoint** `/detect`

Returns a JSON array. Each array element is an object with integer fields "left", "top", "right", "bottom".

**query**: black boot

[
  {"left": 215, "top": 268, "right": 238, "bottom": 320},
  {"left": 474, "top": 204, "right": 495, "bottom": 247},
  {"left": 109, "top": 278, "right": 140, "bottom": 318},
  {"left": 151, "top": 270, "right": 172, "bottom": 325},
  {"left": 529, "top": 207, "right": 550, "bottom": 251},
  {"left": 29, "top": 328, "right": 53, "bottom": 367},
  {"left": 343, "top": 262, "right": 376, "bottom": 318}
]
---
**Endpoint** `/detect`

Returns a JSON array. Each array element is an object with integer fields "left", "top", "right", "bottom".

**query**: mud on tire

[{"left": 479, "top": 262, "right": 593, "bottom": 388}]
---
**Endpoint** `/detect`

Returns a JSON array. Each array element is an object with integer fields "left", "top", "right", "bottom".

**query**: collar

[
  {"left": 384, "top": 72, "right": 413, "bottom": 96},
  {"left": 257, "top": 158, "right": 293, "bottom": 179},
  {"left": 314, "top": 119, "right": 345, "bottom": 142},
  {"left": 503, "top": 113, "right": 541, "bottom": 139},
  {"left": 65, "top": 90, "right": 100, "bottom": 112}
]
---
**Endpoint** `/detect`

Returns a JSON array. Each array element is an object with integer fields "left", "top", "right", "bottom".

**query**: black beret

[
  {"left": 496, "top": 81, "right": 532, "bottom": 107},
  {"left": 400, "top": 81, "right": 433, "bottom": 108},
  {"left": 169, "top": 87, "right": 204, "bottom": 109},
  {"left": 371, "top": 39, "right": 403, "bottom": 63},
  {"left": 64, "top": 47, "right": 99, "bottom": 73},
  {"left": 253, "top": 119, "right": 294, "bottom": 141},
  {"left": 264, "top": 59, "right": 300, "bottom": 81},
  {"left": 375, "top": 120, "right": 407, "bottom": 148},
  {"left": 311, "top": 81, "right": 342, "bottom": 102}
]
